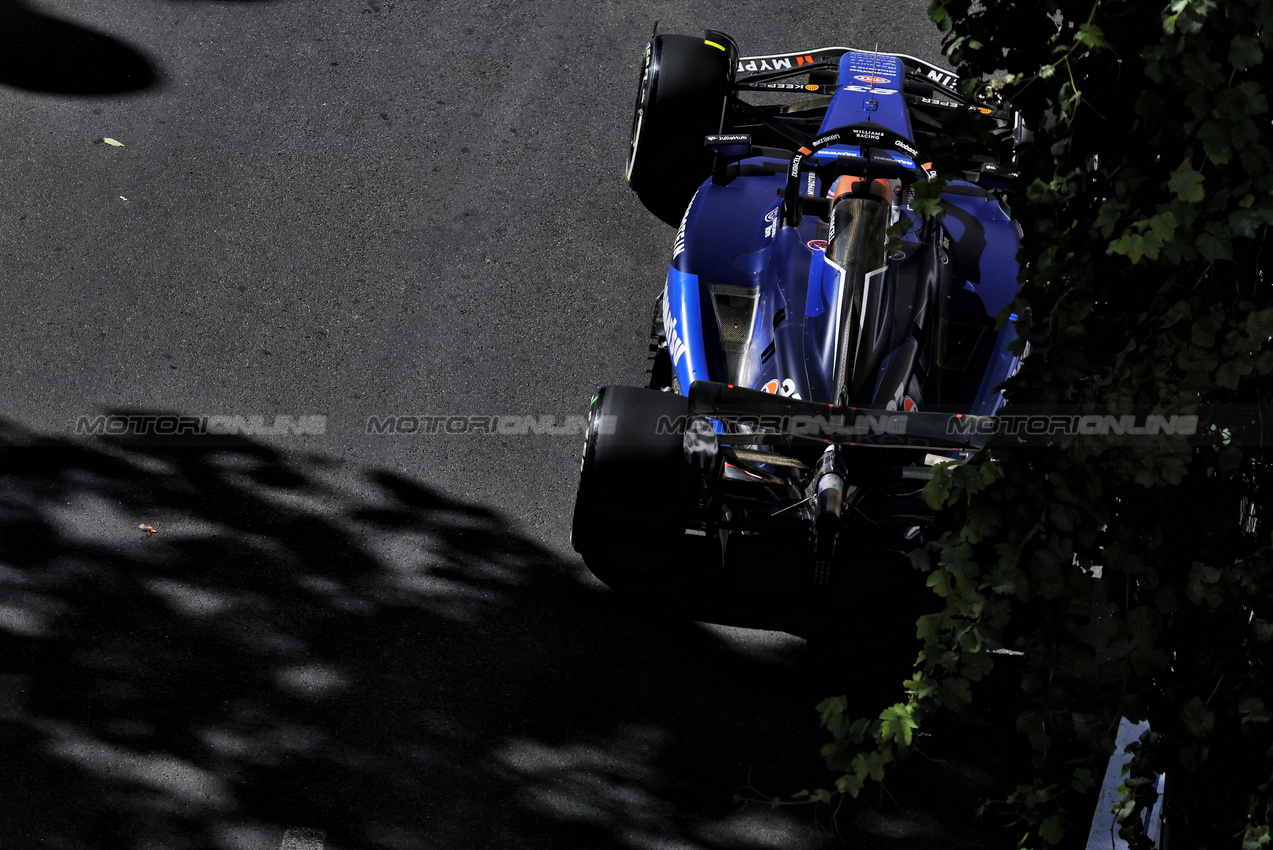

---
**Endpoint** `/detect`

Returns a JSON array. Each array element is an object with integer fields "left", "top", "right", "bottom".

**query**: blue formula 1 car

[{"left": 572, "top": 30, "right": 1026, "bottom": 632}]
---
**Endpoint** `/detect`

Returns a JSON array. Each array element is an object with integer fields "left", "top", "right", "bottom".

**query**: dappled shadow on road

[
  {"left": 0, "top": 0, "right": 157, "bottom": 95},
  {"left": 0, "top": 417, "right": 1033, "bottom": 850}
]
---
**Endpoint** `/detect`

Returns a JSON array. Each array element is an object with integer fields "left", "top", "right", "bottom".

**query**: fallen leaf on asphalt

[
  {"left": 138, "top": 523, "right": 157, "bottom": 537},
  {"left": 103, "top": 137, "right": 124, "bottom": 146},
  {"left": 120, "top": 196, "right": 129, "bottom": 201}
]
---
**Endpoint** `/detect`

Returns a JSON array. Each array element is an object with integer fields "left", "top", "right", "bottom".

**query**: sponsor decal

[
  {"left": 748, "top": 82, "right": 816, "bottom": 91},
  {"left": 795, "top": 54, "right": 815, "bottom": 66},
  {"left": 763, "top": 207, "right": 779, "bottom": 239},
  {"left": 736, "top": 57, "right": 798, "bottom": 73},
  {"left": 926, "top": 68, "right": 959, "bottom": 89},
  {"left": 804, "top": 173, "right": 817, "bottom": 196},
  {"left": 672, "top": 224, "right": 687, "bottom": 259},
  {"left": 761, "top": 378, "right": 802, "bottom": 399},
  {"left": 662, "top": 287, "right": 688, "bottom": 367},
  {"left": 710, "top": 133, "right": 750, "bottom": 143},
  {"left": 854, "top": 74, "right": 889, "bottom": 84},
  {"left": 903, "top": 397, "right": 918, "bottom": 413},
  {"left": 894, "top": 139, "right": 920, "bottom": 158},
  {"left": 672, "top": 188, "right": 698, "bottom": 259},
  {"left": 842, "top": 85, "right": 899, "bottom": 95},
  {"left": 817, "top": 149, "right": 862, "bottom": 160},
  {"left": 807, "top": 239, "right": 828, "bottom": 252},
  {"left": 805, "top": 84, "right": 820, "bottom": 92}
]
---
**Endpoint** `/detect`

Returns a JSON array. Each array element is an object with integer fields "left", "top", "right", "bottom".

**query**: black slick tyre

[
  {"left": 625, "top": 33, "right": 733, "bottom": 226},
  {"left": 570, "top": 385, "right": 698, "bottom": 595}
]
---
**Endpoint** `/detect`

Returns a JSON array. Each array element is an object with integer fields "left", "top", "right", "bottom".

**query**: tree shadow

[
  {"left": 0, "top": 416, "right": 1044, "bottom": 849},
  {"left": 0, "top": 0, "right": 157, "bottom": 95}
]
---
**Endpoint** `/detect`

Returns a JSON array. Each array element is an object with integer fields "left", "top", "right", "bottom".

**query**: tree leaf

[
  {"left": 1075, "top": 22, "right": 1107, "bottom": 48},
  {"left": 1180, "top": 696, "right": 1215, "bottom": 738},
  {"left": 1039, "top": 814, "right": 1065, "bottom": 845},
  {"left": 1169, "top": 160, "right": 1204, "bottom": 202},
  {"left": 1196, "top": 231, "right": 1230, "bottom": 262},
  {"left": 1228, "top": 34, "right": 1264, "bottom": 69}
]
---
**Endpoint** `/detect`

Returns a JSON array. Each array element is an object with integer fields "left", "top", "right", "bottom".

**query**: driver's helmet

[{"left": 827, "top": 174, "right": 899, "bottom": 204}]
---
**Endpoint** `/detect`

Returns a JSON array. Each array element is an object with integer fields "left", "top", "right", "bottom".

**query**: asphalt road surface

[{"left": 1, "top": 1, "right": 1057, "bottom": 848}]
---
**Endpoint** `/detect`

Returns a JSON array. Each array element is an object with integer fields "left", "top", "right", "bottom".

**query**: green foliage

[
  {"left": 815, "top": 0, "right": 1273, "bottom": 845},
  {"left": 909, "top": 176, "right": 948, "bottom": 220}
]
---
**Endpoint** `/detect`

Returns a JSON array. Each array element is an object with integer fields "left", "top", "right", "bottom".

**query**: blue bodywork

[{"left": 662, "top": 49, "right": 1022, "bottom": 416}]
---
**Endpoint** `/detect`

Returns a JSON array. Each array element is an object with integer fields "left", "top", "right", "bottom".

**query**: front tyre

[{"left": 625, "top": 33, "right": 734, "bottom": 226}]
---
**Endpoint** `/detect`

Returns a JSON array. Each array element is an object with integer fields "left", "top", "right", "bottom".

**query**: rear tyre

[
  {"left": 625, "top": 34, "right": 734, "bottom": 226},
  {"left": 571, "top": 386, "right": 699, "bottom": 595}
]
